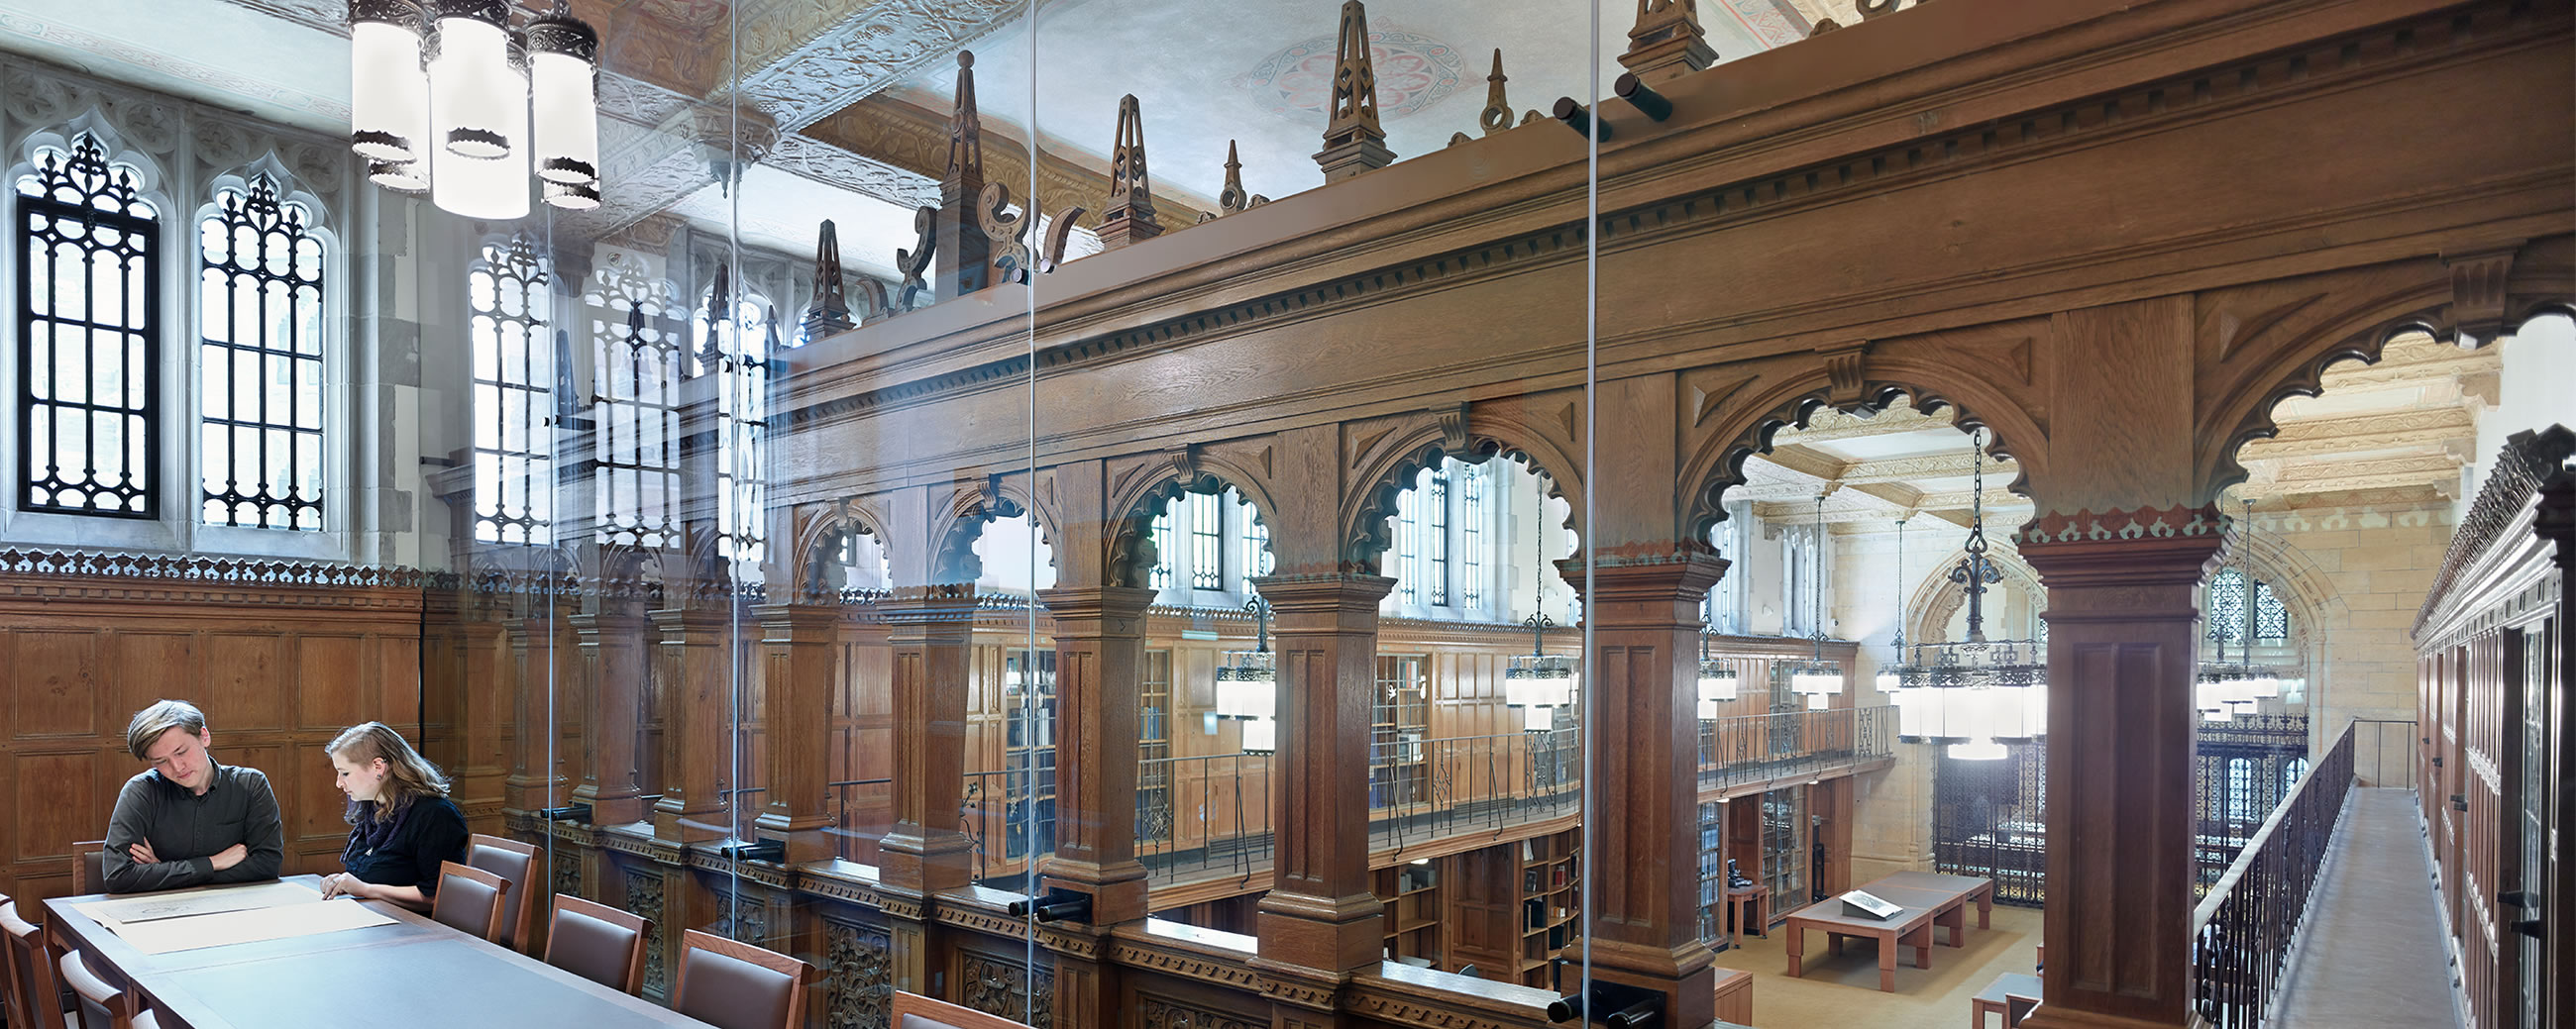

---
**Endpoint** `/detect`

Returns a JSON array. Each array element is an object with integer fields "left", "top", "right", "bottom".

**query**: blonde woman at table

[{"left": 315, "top": 722, "right": 469, "bottom": 912}]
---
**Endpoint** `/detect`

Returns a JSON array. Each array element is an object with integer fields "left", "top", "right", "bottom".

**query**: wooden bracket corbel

[
  {"left": 1435, "top": 403, "right": 1472, "bottom": 457},
  {"left": 1816, "top": 340, "right": 1872, "bottom": 409},
  {"left": 2441, "top": 246, "right": 2520, "bottom": 349}
]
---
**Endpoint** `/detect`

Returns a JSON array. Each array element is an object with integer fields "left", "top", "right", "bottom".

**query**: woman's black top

[{"left": 340, "top": 794, "right": 469, "bottom": 897}]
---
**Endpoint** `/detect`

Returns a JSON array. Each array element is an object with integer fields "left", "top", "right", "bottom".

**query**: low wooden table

[
  {"left": 1972, "top": 971, "right": 2044, "bottom": 1028},
  {"left": 1782, "top": 897, "right": 1938, "bottom": 992},
  {"left": 1781, "top": 873, "right": 1996, "bottom": 992},
  {"left": 1725, "top": 884, "right": 1766, "bottom": 940},
  {"left": 46, "top": 875, "right": 698, "bottom": 1029}
]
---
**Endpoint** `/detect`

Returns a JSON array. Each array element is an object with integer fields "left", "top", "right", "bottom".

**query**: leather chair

[
  {"left": 671, "top": 929, "right": 815, "bottom": 1029},
  {"left": 541, "top": 894, "right": 649, "bottom": 995},
  {"left": 57, "top": 950, "right": 145, "bottom": 1029},
  {"left": 429, "top": 861, "right": 511, "bottom": 944},
  {"left": 131, "top": 1014, "right": 161, "bottom": 1029},
  {"left": 72, "top": 842, "right": 106, "bottom": 896},
  {"left": 464, "top": 834, "right": 540, "bottom": 952},
  {"left": 892, "top": 990, "right": 1035, "bottom": 1028},
  {"left": 3, "top": 898, "right": 70, "bottom": 1029}
]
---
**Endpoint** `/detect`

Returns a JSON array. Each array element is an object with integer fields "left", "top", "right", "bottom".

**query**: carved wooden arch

[
  {"left": 1903, "top": 545, "right": 2046, "bottom": 646},
  {"left": 1104, "top": 445, "right": 1288, "bottom": 591},
  {"left": 924, "top": 473, "right": 1036, "bottom": 586},
  {"left": 1341, "top": 404, "right": 1586, "bottom": 573},
  {"left": 785, "top": 496, "right": 896, "bottom": 599},
  {"left": 1682, "top": 364, "right": 2049, "bottom": 547},
  {"left": 2197, "top": 239, "right": 2576, "bottom": 503}
]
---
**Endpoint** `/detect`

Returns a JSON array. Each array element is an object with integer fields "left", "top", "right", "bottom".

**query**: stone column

[
  {"left": 1249, "top": 572, "right": 1395, "bottom": 1027},
  {"left": 570, "top": 605, "right": 652, "bottom": 827},
  {"left": 1035, "top": 584, "right": 1158, "bottom": 1029},
  {"left": 2017, "top": 508, "right": 2225, "bottom": 1029},
  {"left": 651, "top": 604, "right": 736, "bottom": 846},
  {"left": 757, "top": 602, "right": 844, "bottom": 864},
  {"left": 1557, "top": 553, "right": 1726, "bottom": 1028},
  {"left": 876, "top": 585, "right": 980, "bottom": 994}
]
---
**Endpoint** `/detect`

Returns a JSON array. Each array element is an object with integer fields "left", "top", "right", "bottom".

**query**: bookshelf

[
  {"left": 1695, "top": 800, "right": 1727, "bottom": 949},
  {"left": 1375, "top": 861, "right": 1443, "bottom": 969},
  {"left": 1516, "top": 828, "right": 1581, "bottom": 988}
]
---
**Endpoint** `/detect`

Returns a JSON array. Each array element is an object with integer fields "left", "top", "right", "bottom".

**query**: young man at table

[
  {"left": 316, "top": 722, "right": 468, "bottom": 912},
  {"left": 103, "top": 699, "right": 287, "bottom": 893}
]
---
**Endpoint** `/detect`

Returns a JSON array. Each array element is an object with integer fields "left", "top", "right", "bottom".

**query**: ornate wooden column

[
  {"left": 1249, "top": 572, "right": 1394, "bottom": 1028},
  {"left": 758, "top": 601, "right": 843, "bottom": 864},
  {"left": 877, "top": 585, "right": 980, "bottom": 994},
  {"left": 2017, "top": 510, "right": 2224, "bottom": 1028},
  {"left": 451, "top": 600, "right": 514, "bottom": 821},
  {"left": 570, "top": 600, "right": 651, "bottom": 828},
  {"left": 504, "top": 606, "right": 568, "bottom": 817},
  {"left": 651, "top": 600, "right": 735, "bottom": 846},
  {"left": 1035, "top": 584, "right": 1157, "bottom": 1029},
  {"left": 1557, "top": 553, "right": 1725, "bottom": 1028}
]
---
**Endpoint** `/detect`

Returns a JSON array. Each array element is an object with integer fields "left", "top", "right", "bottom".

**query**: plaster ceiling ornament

[
  {"left": 637, "top": 0, "right": 728, "bottom": 31},
  {"left": 1235, "top": 25, "right": 1463, "bottom": 125}
]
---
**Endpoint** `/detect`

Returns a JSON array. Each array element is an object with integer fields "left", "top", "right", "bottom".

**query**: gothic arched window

[
  {"left": 468, "top": 235, "right": 552, "bottom": 544},
  {"left": 692, "top": 279, "right": 772, "bottom": 566},
  {"left": 589, "top": 257, "right": 681, "bottom": 550},
  {"left": 197, "top": 173, "right": 326, "bottom": 530},
  {"left": 16, "top": 132, "right": 159, "bottom": 517},
  {"left": 2206, "top": 568, "right": 2292, "bottom": 646}
]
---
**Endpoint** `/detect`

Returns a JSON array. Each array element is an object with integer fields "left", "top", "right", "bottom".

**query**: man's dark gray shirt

[{"left": 102, "top": 761, "right": 285, "bottom": 892}]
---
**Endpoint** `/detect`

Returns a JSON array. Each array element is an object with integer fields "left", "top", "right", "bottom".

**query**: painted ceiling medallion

[{"left": 1234, "top": 27, "right": 1462, "bottom": 122}]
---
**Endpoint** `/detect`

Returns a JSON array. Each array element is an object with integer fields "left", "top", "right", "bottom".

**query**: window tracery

[
  {"left": 196, "top": 172, "right": 326, "bottom": 531},
  {"left": 467, "top": 235, "right": 551, "bottom": 545},
  {"left": 16, "top": 131, "right": 159, "bottom": 517}
]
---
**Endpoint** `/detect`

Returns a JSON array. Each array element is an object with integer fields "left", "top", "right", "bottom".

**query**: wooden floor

[
  {"left": 2273, "top": 788, "right": 2466, "bottom": 1029},
  {"left": 1710, "top": 897, "right": 2041, "bottom": 1028}
]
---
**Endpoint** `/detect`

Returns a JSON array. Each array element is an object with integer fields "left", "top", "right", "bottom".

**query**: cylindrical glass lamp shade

[
  {"left": 527, "top": 15, "right": 599, "bottom": 185},
  {"left": 1805, "top": 692, "right": 1829, "bottom": 710},
  {"left": 1697, "top": 662, "right": 1736, "bottom": 703},
  {"left": 1240, "top": 717, "right": 1275, "bottom": 755},
  {"left": 430, "top": 33, "right": 529, "bottom": 220},
  {"left": 1874, "top": 668, "right": 1901, "bottom": 694},
  {"left": 544, "top": 179, "right": 600, "bottom": 211},
  {"left": 350, "top": 0, "right": 429, "bottom": 161},
  {"left": 1948, "top": 738, "right": 2007, "bottom": 761},
  {"left": 1522, "top": 702, "right": 1552, "bottom": 732},
  {"left": 367, "top": 158, "right": 429, "bottom": 193},
  {"left": 427, "top": 1, "right": 518, "bottom": 159}
]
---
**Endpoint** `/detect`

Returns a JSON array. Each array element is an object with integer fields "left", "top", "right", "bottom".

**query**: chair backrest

[
  {"left": 73, "top": 842, "right": 107, "bottom": 896},
  {"left": 672, "top": 929, "right": 814, "bottom": 1029},
  {"left": 132, "top": 1011, "right": 161, "bottom": 1029},
  {"left": 429, "top": 861, "right": 511, "bottom": 943},
  {"left": 59, "top": 949, "right": 143, "bottom": 1029},
  {"left": 892, "top": 990, "right": 1040, "bottom": 1029},
  {"left": 3, "top": 899, "right": 67, "bottom": 1029},
  {"left": 464, "top": 834, "right": 540, "bottom": 952},
  {"left": 542, "top": 894, "right": 649, "bottom": 995},
  {"left": 0, "top": 892, "right": 17, "bottom": 1029}
]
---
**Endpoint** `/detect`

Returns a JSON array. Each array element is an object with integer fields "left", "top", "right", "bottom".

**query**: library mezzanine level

[{"left": 0, "top": 0, "right": 2568, "bottom": 1028}]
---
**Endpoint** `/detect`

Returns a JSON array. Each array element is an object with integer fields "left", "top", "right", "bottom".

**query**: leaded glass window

[
  {"left": 2253, "top": 581, "right": 2288, "bottom": 643},
  {"left": 589, "top": 257, "right": 681, "bottom": 549},
  {"left": 1394, "top": 478, "right": 1420, "bottom": 604},
  {"left": 16, "top": 132, "right": 159, "bottom": 517},
  {"left": 1425, "top": 466, "right": 1449, "bottom": 606},
  {"left": 1460, "top": 463, "right": 1484, "bottom": 609},
  {"left": 1188, "top": 490, "right": 1222, "bottom": 590},
  {"left": 468, "top": 236, "right": 551, "bottom": 544},
  {"left": 1148, "top": 504, "right": 1176, "bottom": 591},
  {"left": 693, "top": 278, "right": 770, "bottom": 566},
  {"left": 2205, "top": 568, "right": 2291, "bottom": 646},
  {"left": 196, "top": 174, "right": 325, "bottom": 530},
  {"left": 1234, "top": 489, "right": 1270, "bottom": 593}
]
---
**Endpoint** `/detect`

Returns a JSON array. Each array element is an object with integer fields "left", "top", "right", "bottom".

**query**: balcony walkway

[{"left": 2272, "top": 788, "right": 2463, "bottom": 1029}]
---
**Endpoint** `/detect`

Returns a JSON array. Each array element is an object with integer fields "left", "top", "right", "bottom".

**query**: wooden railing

[{"left": 2189, "top": 721, "right": 2357, "bottom": 1027}]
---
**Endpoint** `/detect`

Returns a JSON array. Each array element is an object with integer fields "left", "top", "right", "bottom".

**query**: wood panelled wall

[
  {"left": 0, "top": 559, "right": 425, "bottom": 903},
  {"left": 2413, "top": 428, "right": 2572, "bottom": 1029}
]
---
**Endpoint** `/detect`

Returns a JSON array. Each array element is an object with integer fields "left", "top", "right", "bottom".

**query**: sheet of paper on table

[
  {"left": 107, "top": 897, "right": 396, "bottom": 955},
  {"left": 75, "top": 880, "right": 327, "bottom": 924}
]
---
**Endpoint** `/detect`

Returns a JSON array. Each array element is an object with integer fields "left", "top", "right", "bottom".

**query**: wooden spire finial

[
  {"left": 1099, "top": 94, "right": 1161, "bottom": 249},
  {"left": 1622, "top": 0, "right": 1716, "bottom": 84},
  {"left": 802, "top": 220, "right": 854, "bottom": 341},
  {"left": 1313, "top": 0, "right": 1394, "bottom": 181},
  {"left": 1220, "top": 140, "right": 1248, "bottom": 214},
  {"left": 938, "top": 50, "right": 990, "bottom": 299}
]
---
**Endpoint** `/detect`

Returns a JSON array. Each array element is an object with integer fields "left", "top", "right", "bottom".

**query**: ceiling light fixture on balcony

[
  {"left": 350, "top": 0, "right": 602, "bottom": 217},
  {"left": 1506, "top": 613, "right": 1576, "bottom": 732},
  {"left": 1890, "top": 429, "right": 2047, "bottom": 760},
  {"left": 1217, "top": 595, "right": 1278, "bottom": 755},
  {"left": 1696, "top": 626, "right": 1738, "bottom": 720},
  {"left": 2198, "top": 496, "right": 2280, "bottom": 723},
  {"left": 1786, "top": 492, "right": 1844, "bottom": 710}
]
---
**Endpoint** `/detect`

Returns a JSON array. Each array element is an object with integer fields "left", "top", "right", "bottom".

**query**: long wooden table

[
  {"left": 46, "top": 875, "right": 701, "bottom": 1028},
  {"left": 1781, "top": 873, "right": 1996, "bottom": 992}
]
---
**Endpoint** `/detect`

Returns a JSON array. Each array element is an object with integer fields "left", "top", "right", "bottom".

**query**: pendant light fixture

[
  {"left": 352, "top": 0, "right": 604, "bottom": 215},
  {"left": 1696, "top": 628, "right": 1737, "bottom": 720},
  {"left": 2198, "top": 496, "right": 2280, "bottom": 722},
  {"left": 1876, "top": 517, "right": 1907, "bottom": 696},
  {"left": 1890, "top": 429, "right": 2046, "bottom": 760},
  {"left": 1218, "top": 596, "right": 1278, "bottom": 755},
  {"left": 1786, "top": 492, "right": 1844, "bottom": 709}
]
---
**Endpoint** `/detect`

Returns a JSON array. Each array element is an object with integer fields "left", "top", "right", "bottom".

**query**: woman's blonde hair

[{"left": 328, "top": 722, "right": 451, "bottom": 824}]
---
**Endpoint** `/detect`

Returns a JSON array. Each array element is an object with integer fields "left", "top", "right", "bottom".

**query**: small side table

[{"left": 1726, "top": 885, "right": 1767, "bottom": 940}]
